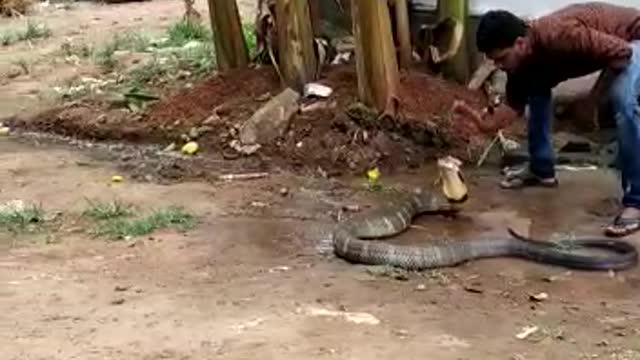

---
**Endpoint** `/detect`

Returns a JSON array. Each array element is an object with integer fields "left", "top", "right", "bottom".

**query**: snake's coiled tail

[
  {"left": 331, "top": 157, "right": 638, "bottom": 271},
  {"left": 333, "top": 213, "right": 638, "bottom": 271}
]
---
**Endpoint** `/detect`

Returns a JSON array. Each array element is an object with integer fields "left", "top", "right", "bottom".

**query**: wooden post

[
  {"left": 393, "top": 0, "right": 412, "bottom": 69},
  {"left": 351, "top": 0, "right": 400, "bottom": 117},
  {"left": 275, "top": 0, "right": 318, "bottom": 91},
  {"left": 207, "top": 0, "right": 250, "bottom": 71},
  {"left": 434, "top": 0, "right": 470, "bottom": 83}
]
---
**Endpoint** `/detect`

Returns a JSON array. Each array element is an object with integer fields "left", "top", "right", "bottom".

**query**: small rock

[
  {"left": 392, "top": 329, "right": 410, "bottom": 338},
  {"left": 229, "top": 139, "right": 261, "bottom": 155},
  {"left": 342, "top": 204, "right": 361, "bottom": 212},
  {"left": 188, "top": 127, "right": 200, "bottom": 139},
  {"left": 176, "top": 70, "right": 191, "bottom": 79},
  {"left": 304, "top": 83, "right": 333, "bottom": 98},
  {"left": 6, "top": 66, "right": 22, "bottom": 79},
  {"left": 279, "top": 187, "right": 289, "bottom": 197},
  {"left": 268, "top": 266, "right": 290, "bottom": 273},
  {"left": 516, "top": 326, "right": 539, "bottom": 340},
  {"left": 198, "top": 126, "right": 213, "bottom": 134},
  {"left": 114, "top": 285, "right": 130, "bottom": 292},
  {"left": 111, "top": 298, "right": 125, "bottom": 306},
  {"left": 251, "top": 201, "right": 269, "bottom": 208},
  {"left": 202, "top": 113, "right": 221, "bottom": 126},
  {"left": 163, "top": 142, "right": 176, "bottom": 152},
  {"left": 394, "top": 273, "right": 409, "bottom": 281},
  {"left": 256, "top": 92, "right": 271, "bottom": 101},
  {"left": 529, "top": 292, "right": 549, "bottom": 302},
  {"left": 415, "top": 284, "right": 427, "bottom": 291},
  {"left": 542, "top": 271, "right": 572, "bottom": 282},
  {"left": 464, "top": 284, "right": 484, "bottom": 294},
  {"left": 239, "top": 87, "right": 300, "bottom": 145},
  {"left": 597, "top": 340, "right": 609, "bottom": 347}
]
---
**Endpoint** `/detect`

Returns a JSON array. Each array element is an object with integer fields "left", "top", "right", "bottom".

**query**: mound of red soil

[
  {"left": 144, "top": 66, "right": 282, "bottom": 130},
  {"left": 13, "top": 64, "right": 505, "bottom": 177}
]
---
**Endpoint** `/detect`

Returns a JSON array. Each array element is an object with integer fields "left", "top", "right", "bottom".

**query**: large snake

[{"left": 332, "top": 156, "right": 638, "bottom": 271}]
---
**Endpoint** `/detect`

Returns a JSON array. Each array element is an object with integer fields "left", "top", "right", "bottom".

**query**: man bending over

[{"left": 456, "top": 2, "right": 640, "bottom": 237}]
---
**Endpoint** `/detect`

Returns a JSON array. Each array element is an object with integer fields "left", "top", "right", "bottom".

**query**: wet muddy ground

[{"left": 1, "top": 134, "right": 640, "bottom": 360}]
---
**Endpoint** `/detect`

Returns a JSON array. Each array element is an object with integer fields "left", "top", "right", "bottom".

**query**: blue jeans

[{"left": 527, "top": 40, "right": 640, "bottom": 209}]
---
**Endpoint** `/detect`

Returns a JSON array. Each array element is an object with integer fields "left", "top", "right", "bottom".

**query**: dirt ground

[
  {"left": 3, "top": 133, "right": 640, "bottom": 360},
  {"left": 2, "top": 1, "right": 640, "bottom": 359},
  {"left": 0, "top": 0, "right": 259, "bottom": 118}
]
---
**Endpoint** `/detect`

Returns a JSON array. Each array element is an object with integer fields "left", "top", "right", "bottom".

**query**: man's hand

[{"left": 452, "top": 101, "right": 518, "bottom": 134}]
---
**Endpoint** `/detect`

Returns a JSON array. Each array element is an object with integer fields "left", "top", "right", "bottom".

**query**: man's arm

[
  {"left": 452, "top": 101, "right": 519, "bottom": 133},
  {"left": 453, "top": 66, "right": 531, "bottom": 133}
]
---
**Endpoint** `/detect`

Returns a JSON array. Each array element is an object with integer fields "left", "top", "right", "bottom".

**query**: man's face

[{"left": 486, "top": 36, "right": 528, "bottom": 72}]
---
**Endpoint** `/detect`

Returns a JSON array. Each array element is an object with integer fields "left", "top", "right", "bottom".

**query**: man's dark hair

[{"left": 476, "top": 10, "right": 529, "bottom": 53}]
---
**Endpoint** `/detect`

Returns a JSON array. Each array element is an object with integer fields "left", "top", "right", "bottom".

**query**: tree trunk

[
  {"left": 434, "top": 0, "right": 470, "bottom": 83},
  {"left": 275, "top": 0, "right": 318, "bottom": 91},
  {"left": 351, "top": 0, "right": 400, "bottom": 117},
  {"left": 308, "top": 0, "right": 321, "bottom": 36},
  {"left": 393, "top": 0, "right": 412, "bottom": 69},
  {"left": 207, "top": 0, "right": 249, "bottom": 71}
]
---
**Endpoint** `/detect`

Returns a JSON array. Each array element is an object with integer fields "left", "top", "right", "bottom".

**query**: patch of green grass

[
  {"left": 82, "top": 199, "right": 134, "bottom": 221},
  {"left": 0, "top": 32, "right": 14, "bottom": 46},
  {"left": 60, "top": 40, "right": 93, "bottom": 59},
  {"left": 175, "top": 42, "right": 215, "bottom": 76},
  {"left": 97, "top": 206, "right": 196, "bottom": 239},
  {"left": 89, "top": 205, "right": 196, "bottom": 240},
  {"left": 94, "top": 32, "right": 151, "bottom": 71},
  {"left": 17, "top": 20, "right": 51, "bottom": 41},
  {"left": 127, "top": 57, "right": 168, "bottom": 86},
  {"left": 0, "top": 20, "right": 51, "bottom": 46},
  {"left": 0, "top": 203, "right": 46, "bottom": 234},
  {"left": 166, "top": 18, "right": 211, "bottom": 46}
]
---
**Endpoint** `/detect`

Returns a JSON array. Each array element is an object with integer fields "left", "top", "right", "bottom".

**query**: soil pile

[{"left": 12, "top": 64, "right": 505, "bottom": 177}]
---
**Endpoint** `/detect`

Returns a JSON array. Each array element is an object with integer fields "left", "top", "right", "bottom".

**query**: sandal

[
  {"left": 605, "top": 214, "right": 640, "bottom": 237},
  {"left": 499, "top": 167, "right": 558, "bottom": 189}
]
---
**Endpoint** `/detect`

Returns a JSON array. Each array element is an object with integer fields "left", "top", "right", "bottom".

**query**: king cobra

[{"left": 332, "top": 156, "right": 638, "bottom": 271}]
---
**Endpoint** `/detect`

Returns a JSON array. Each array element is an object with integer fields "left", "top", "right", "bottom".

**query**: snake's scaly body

[{"left": 332, "top": 158, "right": 638, "bottom": 271}]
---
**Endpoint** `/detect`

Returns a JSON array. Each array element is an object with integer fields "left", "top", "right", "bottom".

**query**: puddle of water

[
  {"left": 196, "top": 217, "right": 330, "bottom": 259},
  {"left": 338, "top": 163, "right": 624, "bottom": 241}
]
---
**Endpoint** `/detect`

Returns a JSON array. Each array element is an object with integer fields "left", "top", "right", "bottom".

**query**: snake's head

[{"left": 436, "top": 155, "right": 469, "bottom": 204}]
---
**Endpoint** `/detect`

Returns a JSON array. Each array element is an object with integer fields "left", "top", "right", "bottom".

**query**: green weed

[
  {"left": 82, "top": 199, "right": 134, "bottom": 221},
  {"left": 0, "top": 20, "right": 51, "bottom": 46},
  {"left": 166, "top": 18, "right": 211, "bottom": 46},
  {"left": 0, "top": 202, "right": 45, "bottom": 233},
  {"left": 88, "top": 205, "right": 196, "bottom": 239}
]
